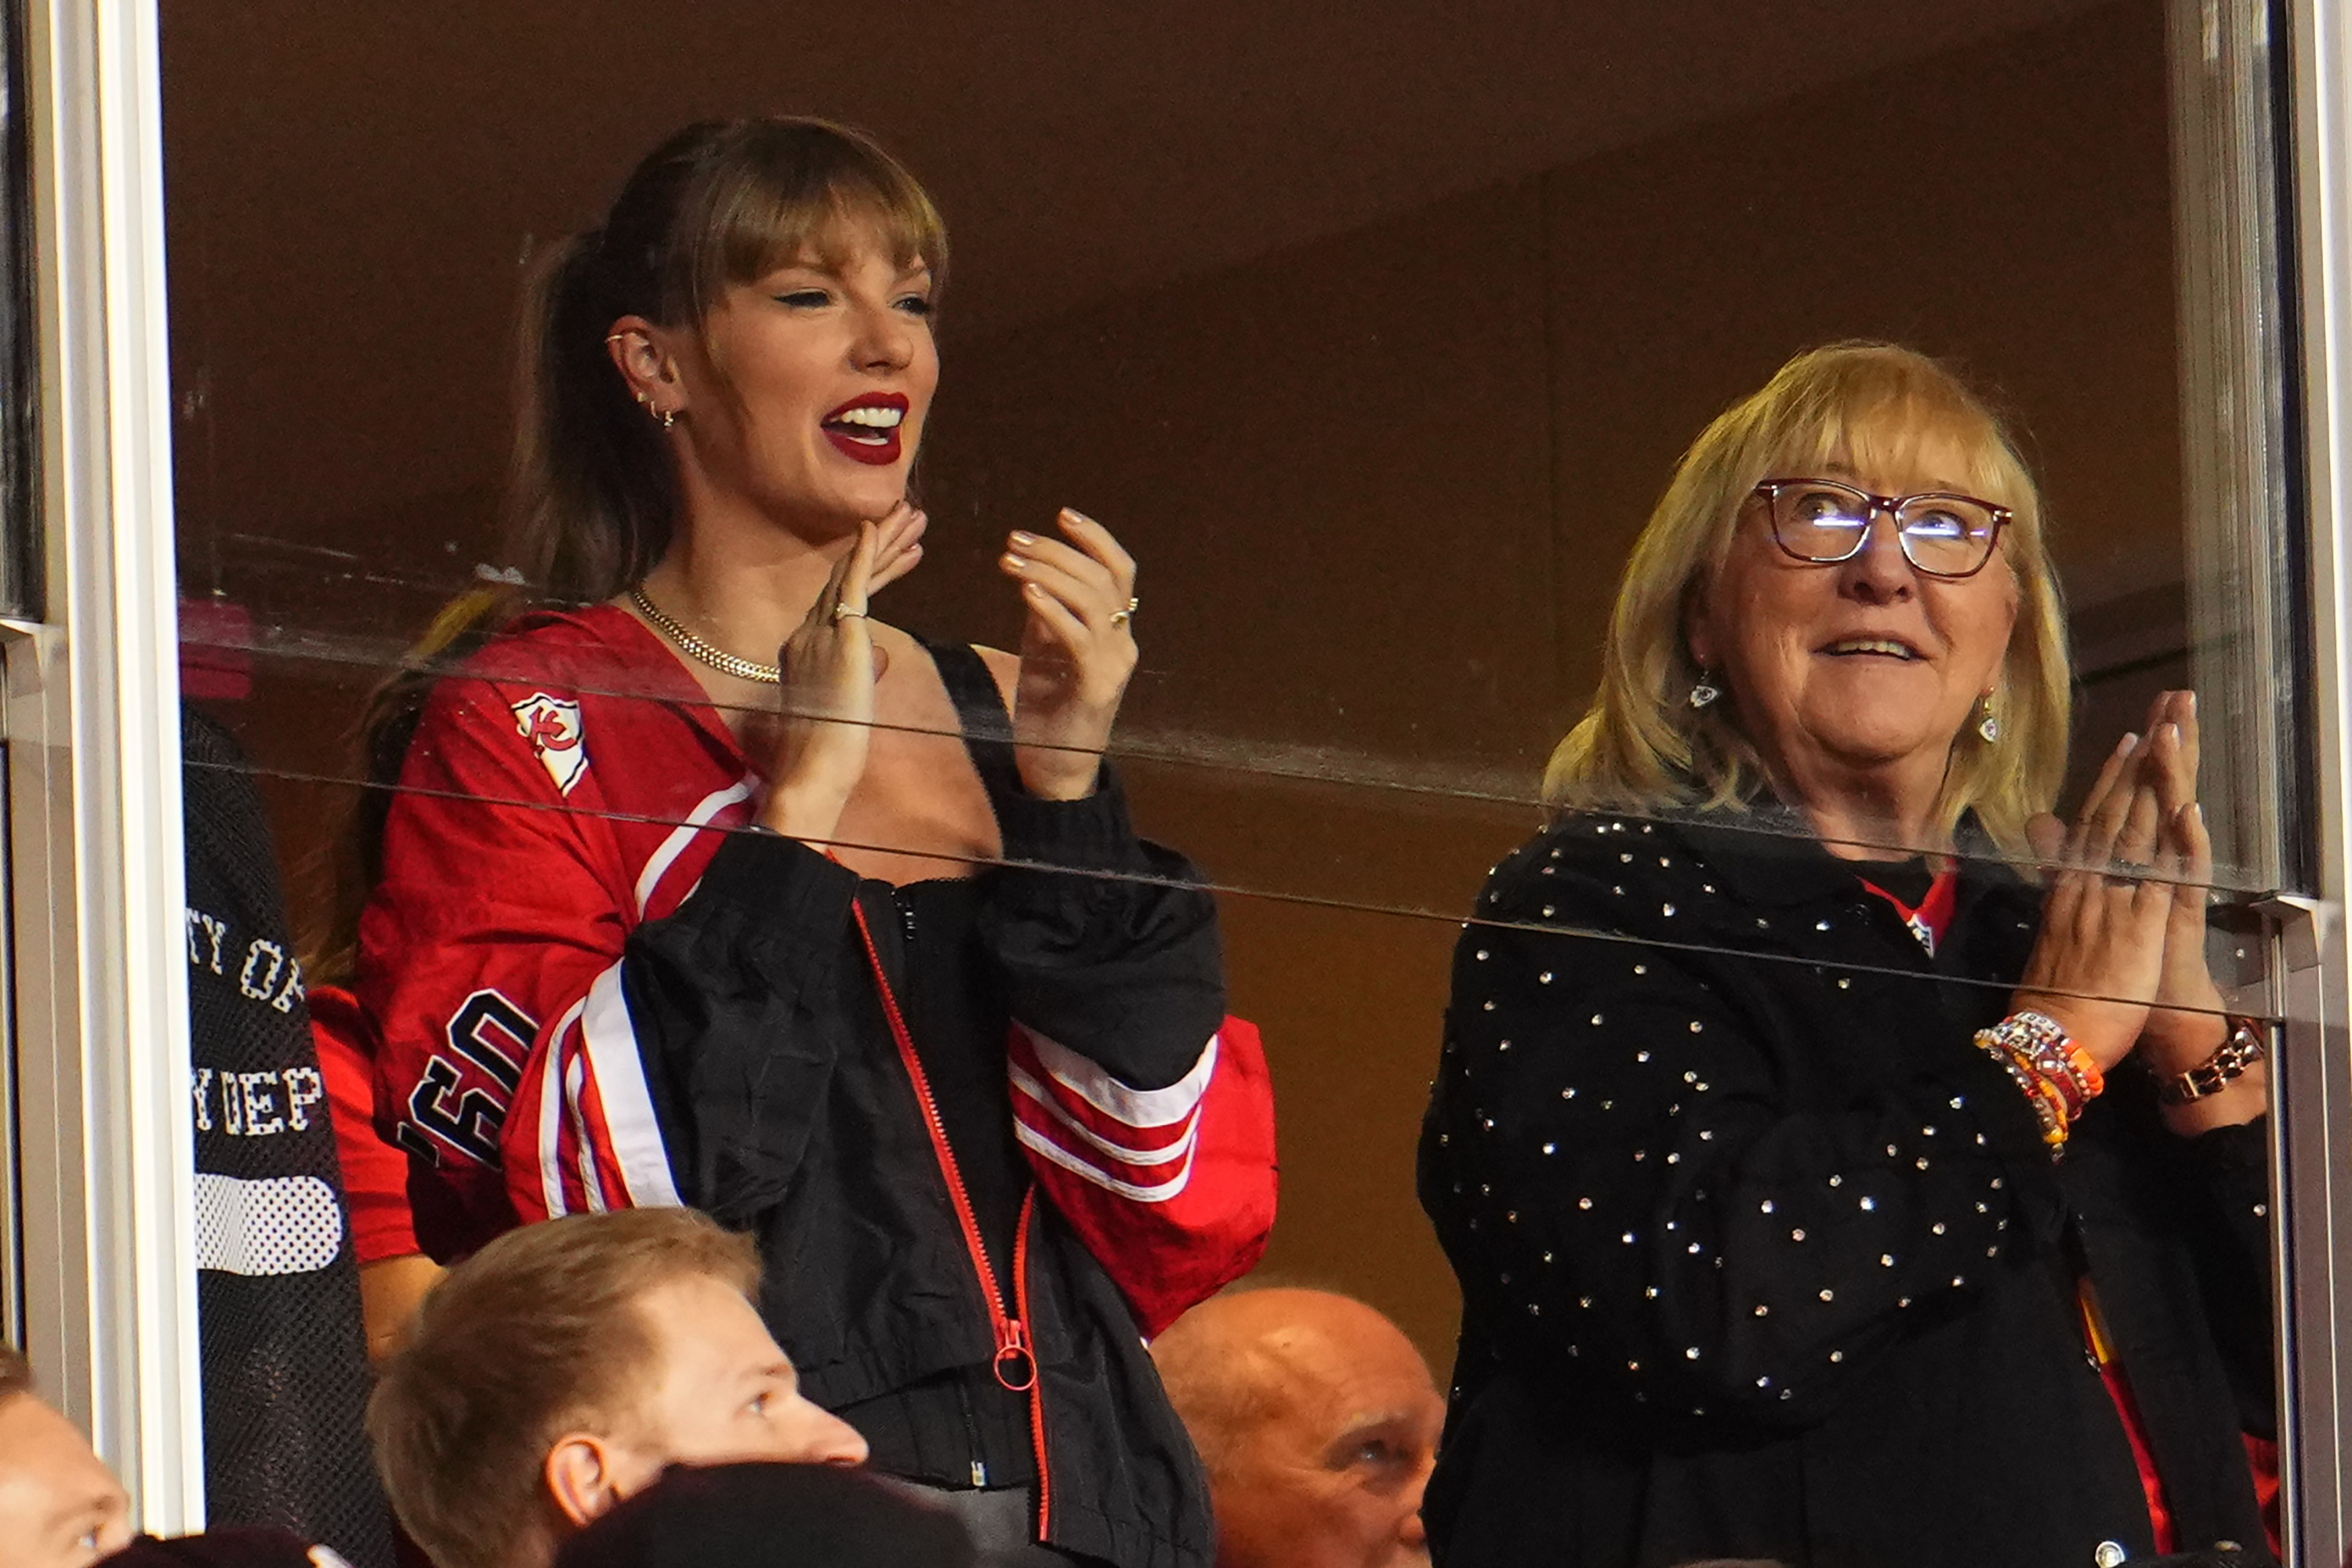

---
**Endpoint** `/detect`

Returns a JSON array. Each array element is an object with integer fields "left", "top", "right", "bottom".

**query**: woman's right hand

[
  {"left": 2009, "top": 724, "right": 2186, "bottom": 1073},
  {"left": 757, "top": 502, "right": 926, "bottom": 840}
]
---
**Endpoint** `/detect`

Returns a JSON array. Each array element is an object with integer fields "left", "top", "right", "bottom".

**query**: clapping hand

[
  {"left": 998, "top": 508, "right": 1140, "bottom": 800},
  {"left": 2133, "top": 691, "right": 2231, "bottom": 1073},
  {"left": 2011, "top": 718, "right": 2185, "bottom": 1073},
  {"left": 758, "top": 502, "right": 927, "bottom": 839}
]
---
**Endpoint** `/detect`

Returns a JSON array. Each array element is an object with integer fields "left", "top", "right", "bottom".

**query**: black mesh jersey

[{"left": 183, "top": 707, "right": 394, "bottom": 1568}]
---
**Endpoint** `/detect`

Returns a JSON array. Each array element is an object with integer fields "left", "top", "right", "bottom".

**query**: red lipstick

[{"left": 820, "top": 391, "right": 909, "bottom": 466}]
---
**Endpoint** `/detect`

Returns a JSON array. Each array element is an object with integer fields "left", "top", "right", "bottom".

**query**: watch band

[{"left": 2155, "top": 1015, "right": 2267, "bottom": 1105}]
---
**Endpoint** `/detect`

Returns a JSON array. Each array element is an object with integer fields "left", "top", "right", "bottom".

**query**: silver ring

[{"left": 832, "top": 603, "right": 869, "bottom": 624}]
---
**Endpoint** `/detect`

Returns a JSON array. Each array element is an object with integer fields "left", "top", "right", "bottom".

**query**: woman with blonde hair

[{"left": 1421, "top": 344, "right": 2273, "bottom": 1567}]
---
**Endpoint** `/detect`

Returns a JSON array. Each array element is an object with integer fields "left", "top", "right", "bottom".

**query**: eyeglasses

[{"left": 1751, "top": 478, "right": 2010, "bottom": 580}]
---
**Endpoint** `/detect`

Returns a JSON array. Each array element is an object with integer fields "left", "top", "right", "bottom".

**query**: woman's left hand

[
  {"left": 1000, "top": 508, "right": 1139, "bottom": 800},
  {"left": 2137, "top": 690, "right": 2231, "bottom": 1071}
]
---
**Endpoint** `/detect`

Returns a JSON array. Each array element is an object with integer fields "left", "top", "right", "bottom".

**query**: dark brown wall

[
  {"left": 164, "top": 1, "right": 2180, "bottom": 1374},
  {"left": 898, "top": 2, "right": 2179, "bottom": 1363}
]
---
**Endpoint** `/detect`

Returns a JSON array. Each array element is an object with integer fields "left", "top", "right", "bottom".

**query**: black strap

[{"left": 919, "top": 636, "right": 1025, "bottom": 803}]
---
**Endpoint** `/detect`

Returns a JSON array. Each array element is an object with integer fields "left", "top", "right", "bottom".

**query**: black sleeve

[
  {"left": 2175, "top": 1115, "right": 2277, "bottom": 1436},
  {"left": 1422, "top": 832, "right": 2066, "bottom": 1427},
  {"left": 979, "top": 765, "right": 1225, "bottom": 1091},
  {"left": 621, "top": 829, "right": 862, "bottom": 1228}
]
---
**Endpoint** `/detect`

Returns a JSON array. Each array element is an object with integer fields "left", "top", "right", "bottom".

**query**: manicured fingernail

[
  {"left": 2118, "top": 732, "right": 2139, "bottom": 754},
  {"left": 1010, "top": 531, "right": 1036, "bottom": 546},
  {"left": 1025, "top": 581, "right": 1047, "bottom": 597},
  {"left": 1062, "top": 507, "right": 1095, "bottom": 526},
  {"left": 1003, "top": 553, "right": 1026, "bottom": 568},
  {"left": 2163, "top": 724, "right": 2180, "bottom": 745}
]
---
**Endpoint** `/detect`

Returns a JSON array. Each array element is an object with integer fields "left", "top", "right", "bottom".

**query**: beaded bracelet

[
  {"left": 1980, "top": 1042, "right": 2067, "bottom": 1147},
  {"left": 1975, "top": 1011, "right": 2101, "bottom": 1150},
  {"left": 1988, "top": 1012, "right": 2100, "bottom": 1105}
]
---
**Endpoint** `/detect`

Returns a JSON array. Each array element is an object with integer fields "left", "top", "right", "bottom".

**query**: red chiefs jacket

[{"left": 358, "top": 606, "right": 1276, "bottom": 1568}]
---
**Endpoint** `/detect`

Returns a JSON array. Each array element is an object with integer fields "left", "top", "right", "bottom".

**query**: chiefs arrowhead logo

[{"left": 510, "top": 692, "right": 588, "bottom": 795}]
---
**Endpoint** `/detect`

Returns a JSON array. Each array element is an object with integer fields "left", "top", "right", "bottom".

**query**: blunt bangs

[{"left": 673, "top": 123, "right": 947, "bottom": 324}]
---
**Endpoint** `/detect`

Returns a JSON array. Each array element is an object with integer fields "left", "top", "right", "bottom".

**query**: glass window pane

[{"left": 157, "top": 1, "right": 2303, "bottom": 1559}]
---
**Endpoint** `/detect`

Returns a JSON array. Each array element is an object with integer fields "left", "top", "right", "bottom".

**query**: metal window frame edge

[
  {"left": 2278, "top": 1, "right": 2352, "bottom": 1561},
  {"left": 17, "top": 0, "right": 199, "bottom": 1533}
]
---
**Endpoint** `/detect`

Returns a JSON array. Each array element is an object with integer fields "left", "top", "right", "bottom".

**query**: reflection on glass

[
  {"left": 1422, "top": 346, "right": 2274, "bottom": 1566},
  {"left": 155, "top": 0, "right": 2302, "bottom": 1537},
  {"left": 0, "top": 0, "right": 31, "bottom": 619}
]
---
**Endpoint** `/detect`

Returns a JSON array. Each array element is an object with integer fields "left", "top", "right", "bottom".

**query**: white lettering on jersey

[{"left": 510, "top": 691, "right": 589, "bottom": 795}]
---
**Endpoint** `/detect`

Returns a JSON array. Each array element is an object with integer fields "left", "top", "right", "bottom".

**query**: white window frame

[{"left": 15, "top": 0, "right": 200, "bottom": 1534}]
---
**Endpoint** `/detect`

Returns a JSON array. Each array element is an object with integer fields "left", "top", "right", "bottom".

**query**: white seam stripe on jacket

[
  {"left": 1019, "top": 1026, "right": 1218, "bottom": 1127},
  {"left": 1014, "top": 1119, "right": 1200, "bottom": 1202},
  {"left": 1008, "top": 1062, "right": 1200, "bottom": 1169},
  {"left": 580, "top": 963, "right": 682, "bottom": 1207}
]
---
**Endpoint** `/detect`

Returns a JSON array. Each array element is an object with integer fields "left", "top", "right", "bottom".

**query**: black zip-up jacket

[
  {"left": 622, "top": 643, "right": 1226, "bottom": 1568},
  {"left": 1421, "top": 809, "right": 2273, "bottom": 1568},
  {"left": 366, "top": 614, "right": 1242, "bottom": 1568}
]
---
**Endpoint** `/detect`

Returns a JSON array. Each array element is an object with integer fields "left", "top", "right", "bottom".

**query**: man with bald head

[{"left": 1150, "top": 1288, "right": 1443, "bottom": 1568}]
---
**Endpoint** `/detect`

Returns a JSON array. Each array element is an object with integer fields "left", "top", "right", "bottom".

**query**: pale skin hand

[
  {"left": 997, "top": 508, "right": 1140, "bottom": 800},
  {"left": 757, "top": 501, "right": 927, "bottom": 840}
]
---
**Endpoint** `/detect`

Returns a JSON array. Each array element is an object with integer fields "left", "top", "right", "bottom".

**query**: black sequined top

[{"left": 1419, "top": 809, "right": 2274, "bottom": 1568}]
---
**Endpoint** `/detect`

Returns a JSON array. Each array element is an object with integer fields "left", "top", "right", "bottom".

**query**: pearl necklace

[{"left": 629, "top": 588, "right": 780, "bottom": 685}]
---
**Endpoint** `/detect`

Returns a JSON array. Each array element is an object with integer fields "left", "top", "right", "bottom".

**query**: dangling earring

[
  {"left": 1976, "top": 695, "right": 2000, "bottom": 744},
  {"left": 1689, "top": 672, "right": 1721, "bottom": 710},
  {"left": 657, "top": 406, "right": 678, "bottom": 431}
]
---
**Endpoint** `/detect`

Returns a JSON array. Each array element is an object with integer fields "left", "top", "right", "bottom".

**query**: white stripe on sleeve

[
  {"left": 1014, "top": 1120, "right": 1200, "bottom": 1203},
  {"left": 1009, "top": 1062, "right": 1199, "bottom": 1169},
  {"left": 565, "top": 1051, "right": 607, "bottom": 1214},
  {"left": 1020, "top": 1027, "right": 1218, "bottom": 1128},
  {"left": 538, "top": 996, "right": 587, "bottom": 1218},
  {"left": 634, "top": 777, "right": 757, "bottom": 916},
  {"left": 579, "top": 963, "right": 683, "bottom": 1207}
]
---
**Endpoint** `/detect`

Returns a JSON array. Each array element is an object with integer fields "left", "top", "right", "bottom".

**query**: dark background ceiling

[{"left": 160, "top": 0, "right": 2111, "bottom": 548}]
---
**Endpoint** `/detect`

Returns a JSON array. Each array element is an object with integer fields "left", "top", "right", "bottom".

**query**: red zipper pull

[{"left": 993, "top": 1317, "right": 1037, "bottom": 1392}]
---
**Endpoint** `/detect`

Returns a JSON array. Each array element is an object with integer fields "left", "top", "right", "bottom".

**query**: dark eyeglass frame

[{"left": 1751, "top": 477, "right": 2012, "bottom": 580}]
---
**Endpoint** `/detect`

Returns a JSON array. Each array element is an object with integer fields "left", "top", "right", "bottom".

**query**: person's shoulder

[
  {"left": 458, "top": 602, "right": 655, "bottom": 691},
  {"left": 1473, "top": 809, "right": 1664, "bottom": 922},
  {"left": 424, "top": 602, "right": 684, "bottom": 735}
]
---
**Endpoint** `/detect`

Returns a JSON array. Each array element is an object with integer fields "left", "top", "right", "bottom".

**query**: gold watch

[{"left": 2155, "top": 1016, "right": 2267, "bottom": 1105}]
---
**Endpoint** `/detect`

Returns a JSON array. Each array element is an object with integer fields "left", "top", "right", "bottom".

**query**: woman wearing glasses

[{"left": 1420, "top": 343, "right": 2274, "bottom": 1567}]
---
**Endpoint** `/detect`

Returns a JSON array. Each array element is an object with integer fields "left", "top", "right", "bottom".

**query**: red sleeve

[
  {"left": 307, "top": 985, "right": 420, "bottom": 1265},
  {"left": 1009, "top": 1014, "right": 1277, "bottom": 1338},
  {"left": 358, "top": 672, "right": 675, "bottom": 1245}
]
